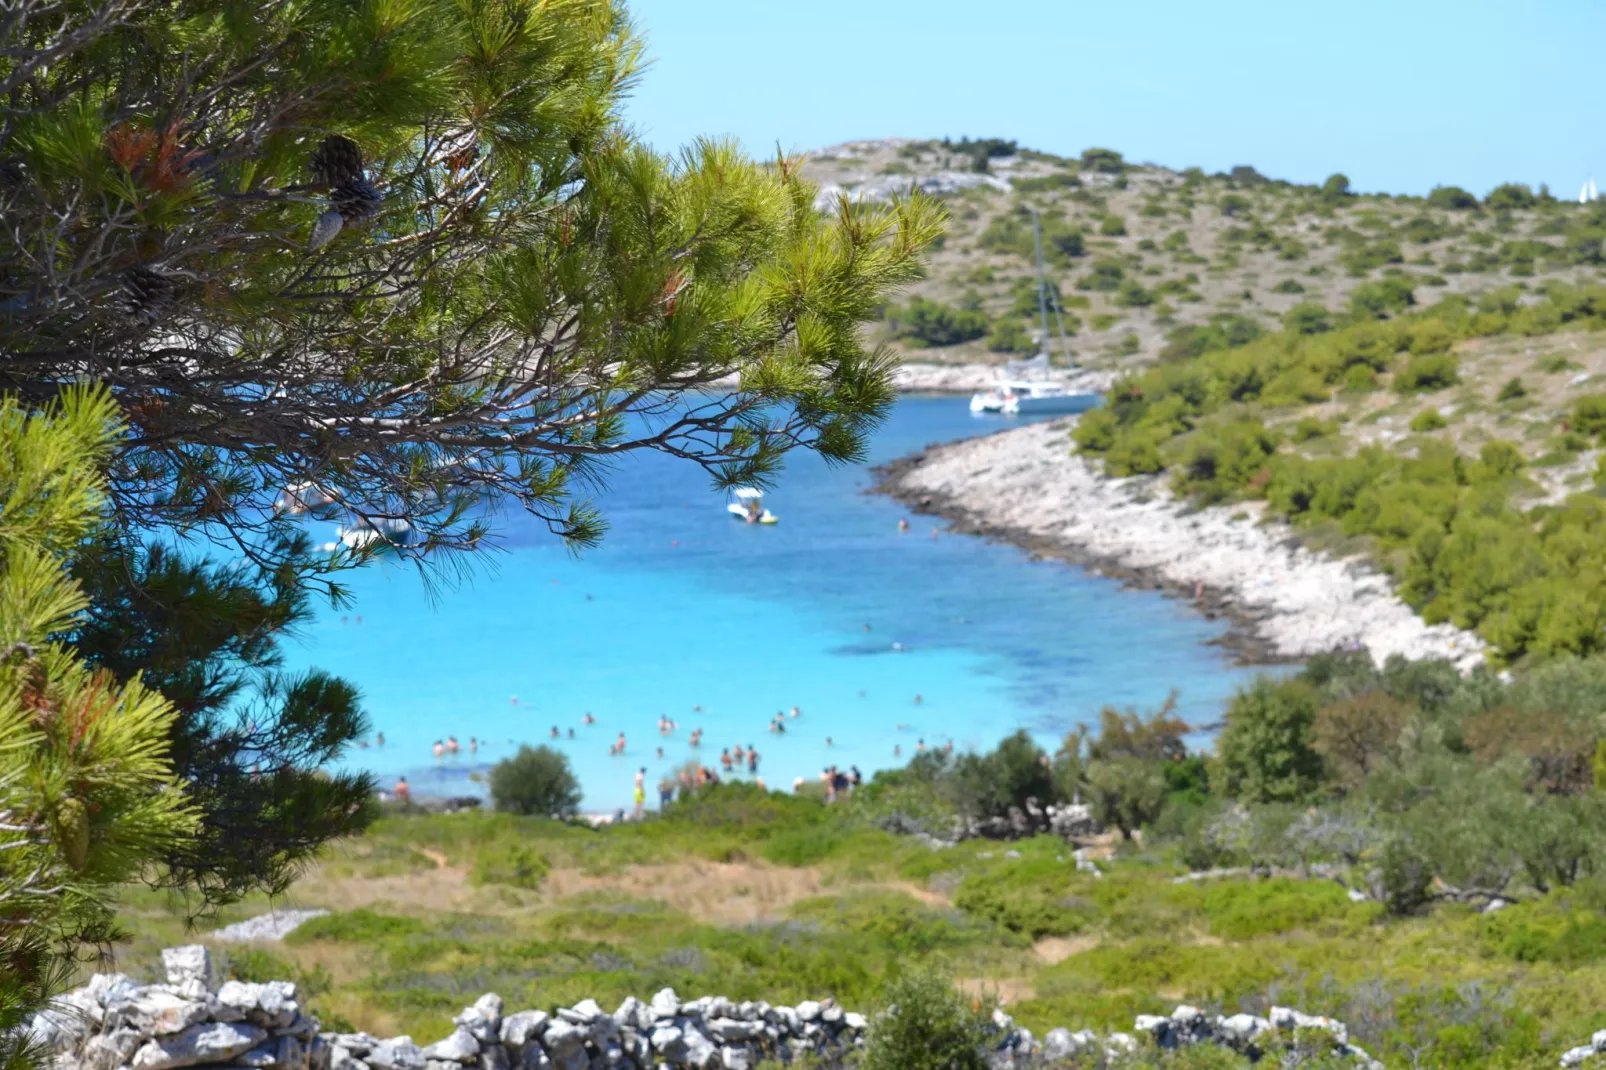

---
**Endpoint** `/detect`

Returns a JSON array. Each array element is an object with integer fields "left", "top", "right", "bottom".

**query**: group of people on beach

[{"left": 792, "top": 764, "right": 861, "bottom": 803}]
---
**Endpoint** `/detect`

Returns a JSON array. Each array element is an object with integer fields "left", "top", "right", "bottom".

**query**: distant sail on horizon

[{"left": 1582, "top": 176, "right": 1598, "bottom": 204}]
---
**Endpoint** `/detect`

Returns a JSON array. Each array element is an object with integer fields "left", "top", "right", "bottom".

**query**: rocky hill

[{"left": 799, "top": 137, "right": 1605, "bottom": 378}]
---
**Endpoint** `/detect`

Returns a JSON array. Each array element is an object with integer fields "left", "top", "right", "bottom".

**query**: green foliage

[
  {"left": 1395, "top": 354, "right": 1460, "bottom": 393},
  {"left": 1214, "top": 678, "right": 1325, "bottom": 803},
  {"left": 1100, "top": 214, "right": 1128, "bottom": 237},
  {"left": 1080, "top": 148, "right": 1125, "bottom": 174},
  {"left": 1497, "top": 377, "right": 1528, "bottom": 401},
  {"left": 1282, "top": 302, "right": 1332, "bottom": 335},
  {"left": 889, "top": 297, "right": 990, "bottom": 347},
  {"left": 1321, "top": 174, "right": 1351, "bottom": 200},
  {"left": 0, "top": 388, "right": 198, "bottom": 1069},
  {"left": 1160, "top": 314, "right": 1263, "bottom": 361},
  {"left": 1409, "top": 410, "right": 1448, "bottom": 432},
  {"left": 987, "top": 320, "right": 1036, "bottom": 354},
  {"left": 1428, "top": 186, "right": 1480, "bottom": 210},
  {"left": 489, "top": 746, "right": 582, "bottom": 818},
  {"left": 1171, "top": 421, "right": 1279, "bottom": 503},
  {"left": 861, "top": 973, "right": 989, "bottom": 1070},
  {"left": 1485, "top": 183, "right": 1537, "bottom": 211},
  {"left": 1572, "top": 394, "right": 1606, "bottom": 438},
  {"left": 289, "top": 909, "right": 429, "bottom": 945},
  {"left": 1348, "top": 278, "right": 1416, "bottom": 319},
  {"left": 1291, "top": 417, "right": 1339, "bottom": 442},
  {"left": 1, "top": 0, "right": 945, "bottom": 591}
]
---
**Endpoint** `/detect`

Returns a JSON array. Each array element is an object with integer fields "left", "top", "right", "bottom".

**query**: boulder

[
  {"left": 323, "top": 1034, "right": 382, "bottom": 1057},
  {"left": 704, "top": 1021, "right": 756, "bottom": 1044},
  {"left": 1269, "top": 1006, "right": 1347, "bottom": 1046},
  {"left": 368, "top": 1038, "right": 427, "bottom": 1070},
  {"left": 238, "top": 1035, "right": 308, "bottom": 1070},
  {"left": 478, "top": 1050, "right": 509, "bottom": 1070},
  {"left": 612, "top": 998, "right": 648, "bottom": 1033},
  {"left": 718, "top": 1045, "right": 751, "bottom": 1070},
  {"left": 647, "top": 1025, "right": 685, "bottom": 1062},
  {"left": 499, "top": 1011, "right": 550, "bottom": 1051},
  {"left": 455, "top": 997, "right": 502, "bottom": 1044},
  {"left": 539, "top": 1021, "right": 586, "bottom": 1059},
  {"left": 421, "top": 1029, "right": 480, "bottom": 1063},
  {"left": 83, "top": 1028, "right": 143, "bottom": 1070},
  {"left": 515, "top": 1045, "right": 552, "bottom": 1070},
  {"left": 132, "top": 1020, "right": 267, "bottom": 1070},
  {"left": 114, "top": 990, "right": 211, "bottom": 1036},
  {"left": 328, "top": 1045, "right": 367, "bottom": 1070},
  {"left": 558, "top": 1001, "right": 602, "bottom": 1026},
  {"left": 842, "top": 1013, "right": 866, "bottom": 1032},
  {"left": 1041, "top": 1028, "right": 1080, "bottom": 1061},
  {"left": 648, "top": 990, "right": 680, "bottom": 1022},
  {"left": 793, "top": 1002, "right": 820, "bottom": 1024},
  {"left": 162, "top": 946, "right": 217, "bottom": 990},
  {"left": 1216, "top": 1013, "right": 1270, "bottom": 1049},
  {"left": 216, "top": 981, "right": 299, "bottom": 1028}
]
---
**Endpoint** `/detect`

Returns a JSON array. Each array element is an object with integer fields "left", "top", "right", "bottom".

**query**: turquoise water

[{"left": 285, "top": 397, "right": 1265, "bottom": 809}]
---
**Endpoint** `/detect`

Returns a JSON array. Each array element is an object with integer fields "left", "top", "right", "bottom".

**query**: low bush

[
  {"left": 1395, "top": 353, "right": 1460, "bottom": 393},
  {"left": 861, "top": 973, "right": 991, "bottom": 1070},
  {"left": 888, "top": 297, "right": 988, "bottom": 347},
  {"left": 1409, "top": 410, "right": 1448, "bottom": 432}
]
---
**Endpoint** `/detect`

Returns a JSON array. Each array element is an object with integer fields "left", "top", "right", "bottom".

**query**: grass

[{"left": 99, "top": 792, "right": 1606, "bottom": 1067}]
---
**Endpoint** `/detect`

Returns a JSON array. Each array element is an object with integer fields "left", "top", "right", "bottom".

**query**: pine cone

[
  {"left": 309, "top": 135, "right": 365, "bottom": 188},
  {"left": 308, "top": 209, "right": 345, "bottom": 251},
  {"left": 118, "top": 267, "right": 175, "bottom": 324},
  {"left": 331, "top": 179, "right": 382, "bottom": 224}
]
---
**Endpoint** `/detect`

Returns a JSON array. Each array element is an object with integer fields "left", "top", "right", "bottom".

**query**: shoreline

[{"left": 873, "top": 418, "right": 1485, "bottom": 672}]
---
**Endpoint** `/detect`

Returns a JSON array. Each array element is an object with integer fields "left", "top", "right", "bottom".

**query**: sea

[{"left": 282, "top": 396, "right": 1268, "bottom": 810}]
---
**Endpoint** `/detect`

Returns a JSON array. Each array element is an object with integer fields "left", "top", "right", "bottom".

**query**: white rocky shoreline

[{"left": 877, "top": 417, "right": 1485, "bottom": 671}]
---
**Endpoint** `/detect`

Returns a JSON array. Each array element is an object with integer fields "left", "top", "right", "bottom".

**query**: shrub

[
  {"left": 1080, "top": 147, "right": 1124, "bottom": 174},
  {"left": 1321, "top": 173, "right": 1351, "bottom": 200},
  {"left": 489, "top": 745, "right": 582, "bottom": 817},
  {"left": 1428, "top": 185, "right": 1479, "bottom": 210},
  {"left": 1159, "top": 314, "right": 1262, "bottom": 361},
  {"left": 949, "top": 731, "right": 1057, "bottom": 819},
  {"left": 1283, "top": 302, "right": 1332, "bottom": 335},
  {"left": 1379, "top": 835, "right": 1434, "bottom": 915},
  {"left": 471, "top": 843, "right": 550, "bottom": 889},
  {"left": 1409, "top": 410, "right": 1448, "bottom": 432},
  {"left": 889, "top": 297, "right": 989, "bottom": 347},
  {"left": 861, "top": 973, "right": 990, "bottom": 1070},
  {"left": 1395, "top": 354, "right": 1460, "bottom": 393},
  {"left": 1171, "top": 420, "right": 1278, "bottom": 502},
  {"left": 1496, "top": 377, "right": 1527, "bottom": 401},
  {"left": 1214, "top": 678, "right": 1325, "bottom": 804},
  {"left": 1272, "top": 278, "right": 1306, "bottom": 294},
  {"left": 1349, "top": 278, "right": 1416, "bottom": 319},
  {"left": 1219, "top": 194, "right": 1251, "bottom": 217},
  {"left": 987, "top": 319, "right": 1036, "bottom": 354},
  {"left": 1291, "top": 416, "right": 1338, "bottom": 441},
  {"left": 1078, "top": 259, "right": 1125, "bottom": 291},
  {"left": 1485, "top": 183, "right": 1537, "bottom": 211},
  {"left": 1572, "top": 394, "right": 1606, "bottom": 437},
  {"left": 288, "top": 909, "right": 428, "bottom": 945},
  {"left": 1312, "top": 693, "right": 1411, "bottom": 789},
  {"left": 1100, "top": 214, "right": 1127, "bottom": 237}
]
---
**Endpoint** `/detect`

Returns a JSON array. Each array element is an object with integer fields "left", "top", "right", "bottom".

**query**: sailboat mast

[{"left": 1031, "top": 208, "right": 1052, "bottom": 365}]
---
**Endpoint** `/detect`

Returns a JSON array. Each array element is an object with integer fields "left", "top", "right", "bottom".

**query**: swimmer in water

[
  {"left": 567, "top": 728, "right": 575, "bottom": 739},
  {"left": 551, "top": 726, "right": 560, "bottom": 738},
  {"left": 446, "top": 735, "right": 460, "bottom": 755},
  {"left": 917, "top": 738, "right": 926, "bottom": 753},
  {"left": 656, "top": 746, "right": 665, "bottom": 760},
  {"left": 432, "top": 740, "right": 444, "bottom": 760},
  {"left": 825, "top": 736, "right": 833, "bottom": 748},
  {"left": 894, "top": 744, "right": 902, "bottom": 757},
  {"left": 914, "top": 694, "right": 923, "bottom": 705},
  {"left": 583, "top": 713, "right": 595, "bottom": 725},
  {"left": 469, "top": 737, "right": 478, "bottom": 755},
  {"left": 898, "top": 518, "right": 909, "bottom": 532},
  {"left": 790, "top": 705, "right": 801, "bottom": 719},
  {"left": 376, "top": 732, "right": 385, "bottom": 747},
  {"left": 615, "top": 731, "right": 626, "bottom": 754},
  {"left": 863, "top": 622, "right": 871, "bottom": 632}
]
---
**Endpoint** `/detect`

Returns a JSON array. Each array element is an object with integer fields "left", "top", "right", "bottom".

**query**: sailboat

[
  {"left": 969, "top": 208, "right": 1102, "bottom": 417},
  {"left": 1581, "top": 177, "right": 1597, "bottom": 205}
]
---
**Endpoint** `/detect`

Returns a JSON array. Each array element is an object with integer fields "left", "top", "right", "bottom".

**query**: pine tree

[
  {"left": 0, "top": 387, "right": 196, "bottom": 1070},
  {"left": 0, "top": 0, "right": 944, "bottom": 594}
]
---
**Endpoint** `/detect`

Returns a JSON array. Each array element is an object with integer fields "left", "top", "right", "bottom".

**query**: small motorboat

[{"left": 727, "top": 487, "right": 778, "bottom": 525}]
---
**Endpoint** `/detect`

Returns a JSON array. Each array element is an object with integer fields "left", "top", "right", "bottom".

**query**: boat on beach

[{"left": 727, "top": 487, "right": 778, "bottom": 524}]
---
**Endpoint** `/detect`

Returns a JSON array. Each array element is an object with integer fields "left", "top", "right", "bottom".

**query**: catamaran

[{"left": 970, "top": 208, "right": 1102, "bottom": 417}]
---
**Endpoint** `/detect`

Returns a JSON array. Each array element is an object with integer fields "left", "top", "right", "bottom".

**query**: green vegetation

[
  {"left": 490, "top": 746, "right": 583, "bottom": 819},
  {"left": 112, "top": 652, "right": 1606, "bottom": 1070},
  {"left": 888, "top": 297, "right": 991, "bottom": 347},
  {"left": 1072, "top": 283, "right": 1606, "bottom": 663}
]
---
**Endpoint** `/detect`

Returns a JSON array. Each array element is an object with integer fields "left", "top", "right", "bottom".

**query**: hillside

[{"left": 799, "top": 137, "right": 1606, "bottom": 380}]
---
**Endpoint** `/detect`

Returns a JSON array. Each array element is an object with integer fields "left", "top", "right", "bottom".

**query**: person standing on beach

[
  {"left": 747, "top": 747, "right": 759, "bottom": 774},
  {"left": 634, "top": 767, "right": 646, "bottom": 817},
  {"left": 720, "top": 748, "right": 733, "bottom": 773},
  {"left": 394, "top": 776, "right": 410, "bottom": 804}
]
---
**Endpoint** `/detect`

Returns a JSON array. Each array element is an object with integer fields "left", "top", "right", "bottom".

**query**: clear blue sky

[{"left": 622, "top": 0, "right": 1604, "bottom": 198}]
